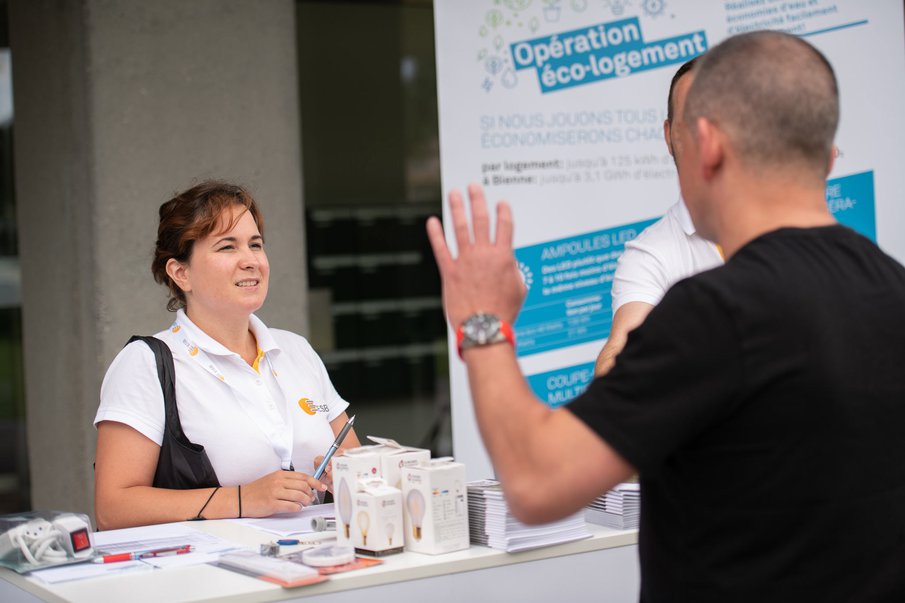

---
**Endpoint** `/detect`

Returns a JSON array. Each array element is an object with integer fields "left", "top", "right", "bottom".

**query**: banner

[{"left": 434, "top": 0, "right": 905, "bottom": 480}]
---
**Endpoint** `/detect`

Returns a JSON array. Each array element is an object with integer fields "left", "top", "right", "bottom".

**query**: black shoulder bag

[{"left": 128, "top": 336, "right": 220, "bottom": 490}]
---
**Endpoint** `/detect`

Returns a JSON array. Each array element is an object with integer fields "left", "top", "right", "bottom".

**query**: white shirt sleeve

[
  {"left": 299, "top": 336, "right": 350, "bottom": 423},
  {"left": 95, "top": 340, "right": 166, "bottom": 445},
  {"left": 611, "top": 238, "right": 672, "bottom": 313},
  {"left": 274, "top": 329, "right": 350, "bottom": 423}
]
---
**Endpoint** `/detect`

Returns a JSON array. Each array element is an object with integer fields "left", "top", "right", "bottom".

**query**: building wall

[{"left": 10, "top": 0, "right": 308, "bottom": 518}]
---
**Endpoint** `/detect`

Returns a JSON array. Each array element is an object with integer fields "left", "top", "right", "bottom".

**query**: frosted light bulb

[
  {"left": 337, "top": 479, "right": 352, "bottom": 538},
  {"left": 357, "top": 511, "right": 370, "bottom": 546},
  {"left": 386, "top": 523, "right": 394, "bottom": 546},
  {"left": 406, "top": 489, "right": 425, "bottom": 541}
]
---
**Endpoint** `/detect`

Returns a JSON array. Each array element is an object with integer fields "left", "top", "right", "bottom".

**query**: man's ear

[
  {"left": 695, "top": 117, "right": 724, "bottom": 180},
  {"left": 827, "top": 144, "right": 837, "bottom": 176},
  {"left": 663, "top": 119, "right": 674, "bottom": 157},
  {"left": 166, "top": 258, "right": 191, "bottom": 294}
]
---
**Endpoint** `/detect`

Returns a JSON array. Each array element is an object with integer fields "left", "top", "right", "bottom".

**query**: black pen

[{"left": 312, "top": 415, "right": 355, "bottom": 480}]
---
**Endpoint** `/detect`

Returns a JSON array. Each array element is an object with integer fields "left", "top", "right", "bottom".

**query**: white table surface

[{"left": 0, "top": 520, "right": 639, "bottom": 603}]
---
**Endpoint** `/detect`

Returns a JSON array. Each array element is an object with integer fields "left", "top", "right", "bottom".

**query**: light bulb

[
  {"left": 386, "top": 523, "right": 394, "bottom": 546},
  {"left": 337, "top": 479, "right": 352, "bottom": 539},
  {"left": 406, "top": 489, "right": 425, "bottom": 541},
  {"left": 357, "top": 511, "right": 370, "bottom": 546}
]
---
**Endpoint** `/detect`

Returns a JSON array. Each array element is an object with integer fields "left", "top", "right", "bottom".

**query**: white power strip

[{"left": 0, "top": 515, "right": 93, "bottom": 566}]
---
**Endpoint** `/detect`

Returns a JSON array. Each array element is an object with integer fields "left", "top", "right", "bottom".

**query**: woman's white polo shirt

[{"left": 95, "top": 310, "right": 349, "bottom": 486}]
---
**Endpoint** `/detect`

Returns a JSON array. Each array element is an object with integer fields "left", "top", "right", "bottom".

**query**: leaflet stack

[
  {"left": 467, "top": 480, "right": 591, "bottom": 553},
  {"left": 584, "top": 482, "right": 640, "bottom": 530}
]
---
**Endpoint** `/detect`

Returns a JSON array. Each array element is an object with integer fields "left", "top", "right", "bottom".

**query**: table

[{"left": 0, "top": 521, "right": 639, "bottom": 603}]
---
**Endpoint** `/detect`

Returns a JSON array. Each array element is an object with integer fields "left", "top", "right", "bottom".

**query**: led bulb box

[
  {"left": 350, "top": 479, "right": 404, "bottom": 557},
  {"left": 401, "top": 460, "right": 469, "bottom": 554},
  {"left": 333, "top": 449, "right": 381, "bottom": 545},
  {"left": 364, "top": 436, "right": 431, "bottom": 491},
  {"left": 333, "top": 438, "right": 430, "bottom": 547},
  {"left": 332, "top": 448, "right": 381, "bottom": 485}
]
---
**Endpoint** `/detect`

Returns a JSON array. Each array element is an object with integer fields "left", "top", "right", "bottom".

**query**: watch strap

[{"left": 456, "top": 316, "right": 516, "bottom": 360}]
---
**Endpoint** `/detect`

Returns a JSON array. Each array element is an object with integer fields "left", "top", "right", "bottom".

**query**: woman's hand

[
  {"left": 315, "top": 412, "right": 363, "bottom": 494},
  {"left": 241, "top": 469, "right": 327, "bottom": 516},
  {"left": 312, "top": 447, "right": 350, "bottom": 494}
]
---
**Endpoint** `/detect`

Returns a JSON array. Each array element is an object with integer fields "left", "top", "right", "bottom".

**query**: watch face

[{"left": 463, "top": 313, "right": 501, "bottom": 345}]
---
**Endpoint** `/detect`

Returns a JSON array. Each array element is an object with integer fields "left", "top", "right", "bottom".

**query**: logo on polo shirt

[{"left": 298, "top": 397, "right": 329, "bottom": 415}]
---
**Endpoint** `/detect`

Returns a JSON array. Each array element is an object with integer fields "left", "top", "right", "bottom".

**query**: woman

[{"left": 94, "top": 181, "right": 360, "bottom": 530}]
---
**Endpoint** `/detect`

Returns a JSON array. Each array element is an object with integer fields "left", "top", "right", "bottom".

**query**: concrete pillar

[{"left": 10, "top": 0, "right": 307, "bottom": 519}]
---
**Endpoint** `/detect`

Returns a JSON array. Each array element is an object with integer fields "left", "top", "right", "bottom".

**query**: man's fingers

[
  {"left": 426, "top": 216, "right": 454, "bottom": 275},
  {"left": 469, "top": 183, "right": 491, "bottom": 244},
  {"left": 430, "top": 184, "right": 516, "bottom": 273},
  {"left": 448, "top": 189, "right": 472, "bottom": 250},
  {"left": 496, "top": 201, "right": 514, "bottom": 249}
]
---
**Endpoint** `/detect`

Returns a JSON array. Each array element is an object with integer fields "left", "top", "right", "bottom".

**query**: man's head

[
  {"left": 664, "top": 57, "right": 697, "bottom": 161},
  {"left": 676, "top": 31, "right": 839, "bottom": 238},
  {"left": 683, "top": 31, "right": 838, "bottom": 180}
]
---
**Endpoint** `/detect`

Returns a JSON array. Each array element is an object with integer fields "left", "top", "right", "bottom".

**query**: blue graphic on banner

[
  {"left": 510, "top": 17, "right": 707, "bottom": 94},
  {"left": 514, "top": 218, "right": 656, "bottom": 357},
  {"left": 527, "top": 362, "right": 596, "bottom": 408},
  {"left": 826, "top": 170, "right": 875, "bottom": 241}
]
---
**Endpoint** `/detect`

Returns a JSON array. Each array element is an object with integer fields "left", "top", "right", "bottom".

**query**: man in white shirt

[{"left": 595, "top": 58, "right": 723, "bottom": 376}]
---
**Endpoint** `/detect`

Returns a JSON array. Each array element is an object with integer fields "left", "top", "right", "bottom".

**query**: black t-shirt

[{"left": 568, "top": 226, "right": 905, "bottom": 602}]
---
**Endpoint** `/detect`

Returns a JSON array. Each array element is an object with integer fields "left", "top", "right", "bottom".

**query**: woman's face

[{"left": 180, "top": 205, "right": 270, "bottom": 319}]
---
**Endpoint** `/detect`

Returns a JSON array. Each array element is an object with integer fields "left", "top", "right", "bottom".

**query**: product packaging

[
  {"left": 350, "top": 478, "right": 404, "bottom": 556},
  {"left": 332, "top": 436, "right": 429, "bottom": 545},
  {"left": 401, "top": 459, "right": 469, "bottom": 554},
  {"left": 364, "top": 436, "right": 431, "bottom": 491},
  {"left": 0, "top": 510, "right": 94, "bottom": 573},
  {"left": 333, "top": 448, "right": 381, "bottom": 545}
]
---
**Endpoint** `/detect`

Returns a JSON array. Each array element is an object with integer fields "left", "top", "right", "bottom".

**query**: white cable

[
  {"left": 11, "top": 531, "right": 38, "bottom": 565},
  {"left": 32, "top": 533, "right": 67, "bottom": 561},
  {"left": 7, "top": 522, "right": 67, "bottom": 565}
]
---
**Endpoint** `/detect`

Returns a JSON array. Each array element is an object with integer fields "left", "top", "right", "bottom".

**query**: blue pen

[{"left": 313, "top": 415, "right": 355, "bottom": 480}]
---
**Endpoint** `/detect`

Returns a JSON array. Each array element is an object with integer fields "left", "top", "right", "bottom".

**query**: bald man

[{"left": 428, "top": 31, "right": 905, "bottom": 601}]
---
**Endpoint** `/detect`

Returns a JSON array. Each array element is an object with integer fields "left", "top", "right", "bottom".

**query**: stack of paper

[
  {"left": 585, "top": 483, "right": 640, "bottom": 529},
  {"left": 467, "top": 479, "right": 591, "bottom": 553},
  {"left": 233, "top": 503, "right": 335, "bottom": 537}
]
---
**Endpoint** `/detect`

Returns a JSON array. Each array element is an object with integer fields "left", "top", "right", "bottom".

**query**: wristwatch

[{"left": 456, "top": 313, "right": 516, "bottom": 359}]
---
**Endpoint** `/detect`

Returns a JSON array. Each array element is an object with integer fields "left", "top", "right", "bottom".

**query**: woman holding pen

[{"left": 94, "top": 181, "right": 360, "bottom": 530}]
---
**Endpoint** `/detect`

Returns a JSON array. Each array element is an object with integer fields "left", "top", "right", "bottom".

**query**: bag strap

[{"left": 128, "top": 335, "right": 191, "bottom": 445}]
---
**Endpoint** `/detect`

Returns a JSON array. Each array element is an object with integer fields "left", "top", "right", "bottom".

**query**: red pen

[{"left": 92, "top": 545, "right": 194, "bottom": 563}]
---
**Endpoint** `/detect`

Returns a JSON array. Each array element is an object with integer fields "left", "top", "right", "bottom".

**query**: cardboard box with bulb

[
  {"left": 332, "top": 448, "right": 382, "bottom": 488},
  {"left": 350, "top": 478, "right": 404, "bottom": 556},
  {"left": 337, "top": 437, "right": 430, "bottom": 490},
  {"left": 401, "top": 459, "right": 469, "bottom": 554},
  {"left": 364, "top": 437, "right": 431, "bottom": 491},
  {"left": 334, "top": 475, "right": 356, "bottom": 544},
  {"left": 333, "top": 448, "right": 381, "bottom": 545},
  {"left": 332, "top": 436, "right": 430, "bottom": 548}
]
